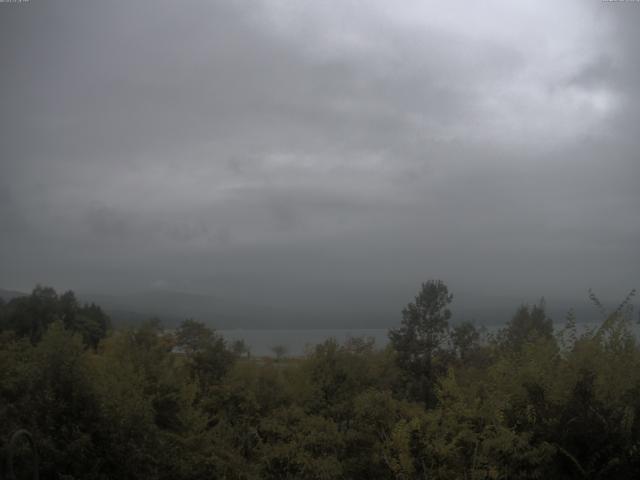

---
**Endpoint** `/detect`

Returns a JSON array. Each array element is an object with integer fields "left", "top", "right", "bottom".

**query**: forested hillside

[{"left": 1, "top": 282, "right": 639, "bottom": 479}]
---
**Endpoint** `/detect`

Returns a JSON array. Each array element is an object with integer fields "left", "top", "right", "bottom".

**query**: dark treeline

[{"left": 1, "top": 281, "right": 639, "bottom": 479}]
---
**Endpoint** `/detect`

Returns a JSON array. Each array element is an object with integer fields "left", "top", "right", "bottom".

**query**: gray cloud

[{"left": 1, "top": 0, "right": 638, "bottom": 325}]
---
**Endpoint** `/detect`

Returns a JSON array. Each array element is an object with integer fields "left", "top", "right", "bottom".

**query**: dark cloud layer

[{"left": 1, "top": 0, "right": 638, "bottom": 325}]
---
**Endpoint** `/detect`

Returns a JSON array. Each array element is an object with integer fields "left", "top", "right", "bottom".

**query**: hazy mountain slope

[
  {"left": 0, "top": 288, "right": 27, "bottom": 301},
  {"left": 78, "top": 290, "right": 314, "bottom": 329},
  {"left": 1, "top": 286, "right": 627, "bottom": 330}
]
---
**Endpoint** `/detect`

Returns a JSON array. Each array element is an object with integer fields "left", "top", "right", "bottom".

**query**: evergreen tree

[{"left": 389, "top": 279, "right": 453, "bottom": 405}]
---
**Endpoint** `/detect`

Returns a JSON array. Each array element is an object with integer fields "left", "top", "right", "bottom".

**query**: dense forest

[{"left": 1, "top": 281, "right": 639, "bottom": 479}]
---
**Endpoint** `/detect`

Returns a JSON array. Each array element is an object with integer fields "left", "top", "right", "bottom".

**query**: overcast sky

[{"left": 1, "top": 0, "right": 638, "bottom": 322}]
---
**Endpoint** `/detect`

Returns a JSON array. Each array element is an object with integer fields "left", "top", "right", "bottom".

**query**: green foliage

[
  {"left": 451, "top": 321, "right": 482, "bottom": 363},
  {"left": 258, "top": 406, "right": 343, "bottom": 480},
  {"left": 271, "top": 344, "right": 288, "bottom": 361},
  {"left": 174, "top": 318, "right": 236, "bottom": 390},
  {"left": 0, "top": 322, "right": 101, "bottom": 478},
  {"left": 2, "top": 282, "right": 640, "bottom": 478},
  {"left": 0, "top": 286, "right": 110, "bottom": 347},
  {"left": 499, "top": 300, "right": 553, "bottom": 352},
  {"left": 389, "top": 279, "right": 453, "bottom": 405},
  {"left": 231, "top": 338, "right": 251, "bottom": 358}
]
